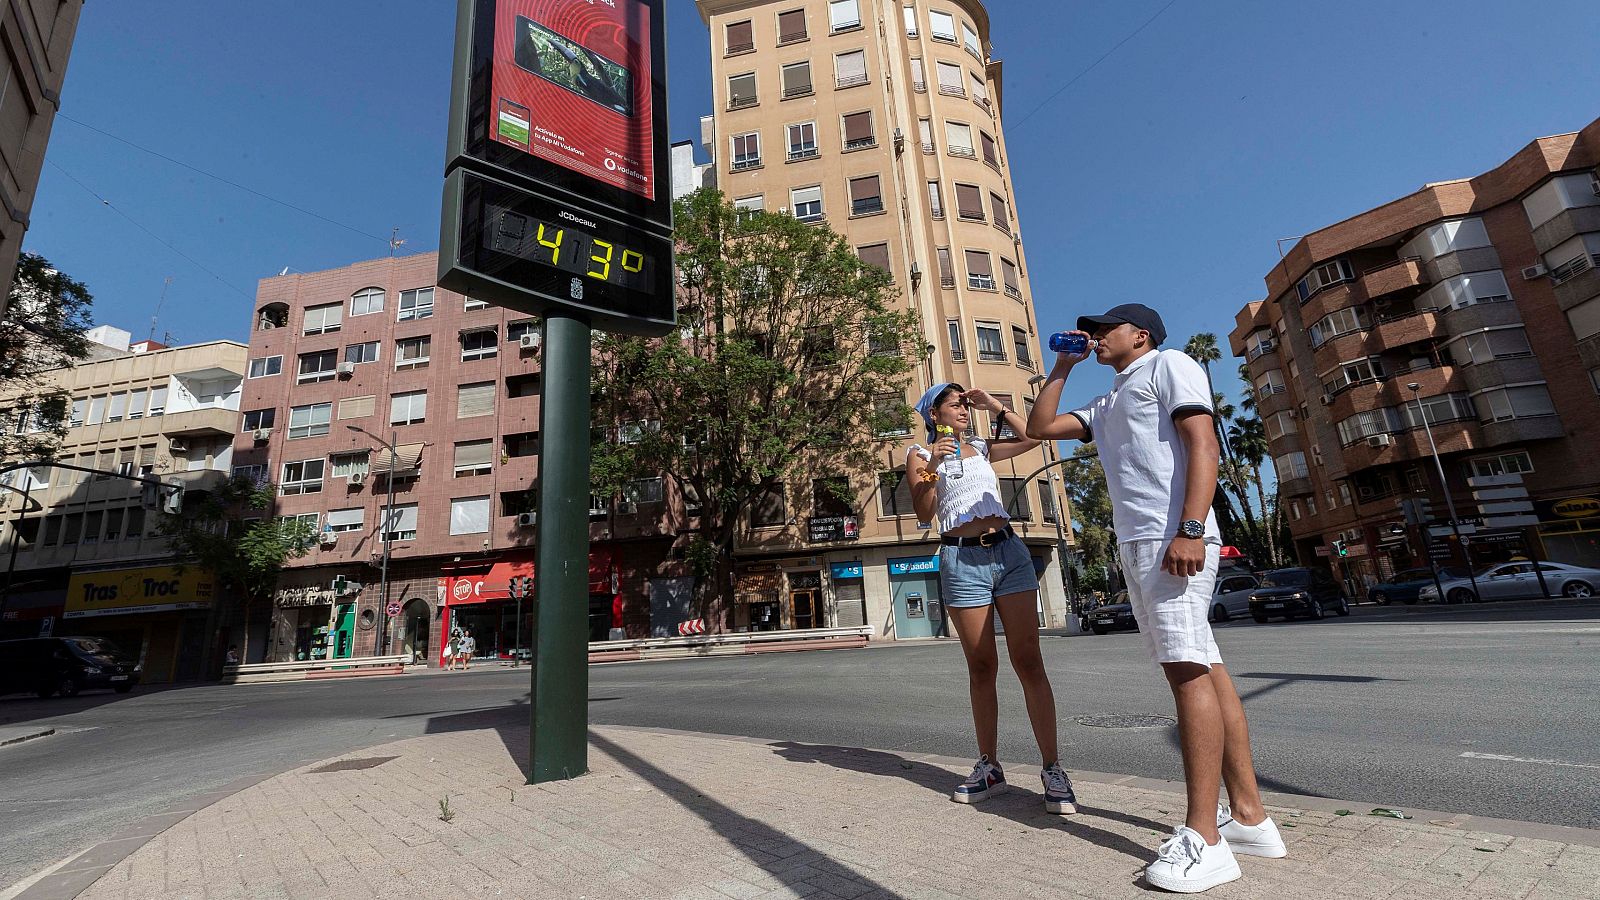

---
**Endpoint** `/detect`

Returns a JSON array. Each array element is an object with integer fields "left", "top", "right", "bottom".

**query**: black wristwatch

[{"left": 1177, "top": 519, "right": 1205, "bottom": 540}]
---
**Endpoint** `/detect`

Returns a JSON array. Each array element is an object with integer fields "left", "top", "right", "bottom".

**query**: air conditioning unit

[
  {"left": 778, "top": 206, "right": 789, "bottom": 215},
  {"left": 347, "top": 472, "right": 366, "bottom": 487},
  {"left": 1367, "top": 434, "right": 1394, "bottom": 448},
  {"left": 319, "top": 532, "right": 338, "bottom": 547},
  {"left": 1521, "top": 263, "right": 1548, "bottom": 280},
  {"left": 617, "top": 501, "right": 638, "bottom": 515},
  {"left": 167, "top": 440, "right": 188, "bottom": 453},
  {"left": 1357, "top": 486, "right": 1377, "bottom": 500},
  {"left": 252, "top": 428, "right": 272, "bottom": 442},
  {"left": 1319, "top": 393, "right": 1334, "bottom": 406},
  {"left": 337, "top": 361, "right": 356, "bottom": 376},
  {"left": 909, "top": 261, "right": 922, "bottom": 277},
  {"left": 517, "top": 511, "right": 537, "bottom": 528},
  {"left": 892, "top": 128, "right": 905, "bottom": 152},
  {"left": 519, "top": 332, "right": 541, "bottom": 351}
]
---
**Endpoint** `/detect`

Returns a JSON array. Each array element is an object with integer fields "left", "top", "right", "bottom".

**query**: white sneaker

[
  {"left": 1144, "top": 826, "right": 1242, "bottom": 894},
  {"left": 1217, "top": 804, "right": 1288, "bottom": 858}
]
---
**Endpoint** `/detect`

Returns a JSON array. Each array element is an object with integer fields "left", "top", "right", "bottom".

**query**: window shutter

[
  {"left": 842, "top": 111, "right": 872, "bottom": 143},
  {"left": 945, "top": 122, "right": 973, "bottom": 153},
  {"left": 457, "top": 382, "right": 495, "bottom": 419},
  {"left": 969, "top": 72, "right": 988, "bottom": 101},
  {"left": 849, "top": 175, "right": 880, "bottom": 203},
  {"left": 778, "top": 9, "right": 806, "bottom": 41},
  {"left": 990, "top": 192, "right": 1009, "bottom": 224},
  {"left": 326, "top": 508, "right": 364, "bottom": 529},
  {"left": 828, "top": 0, "right": 859, "bottom": 30},
  {"left": 373, "top": 444, "right": 425, "bottom": 475},
  {"left": 936, "top": 62, "right": 963, "bottom": 91},
  {"left": 835, "top": 50, "right": 866, "bottom": 82},
  {"left": 927, "top": 181, "right": 943, "bottom": 216},
  {"left": 965, "top": 250, "right": 993, "bottom": 276},
  {"left": 729, "top": 74, "right": 756, "bottom": 103},
  {"left": 450, "top": 497, "right": 492, "bottom": 535},
  {"left": 955, "top": 184, "right": 983, "bottom": 218},
  {"left": 858, "top": 244, "right": 891, "bottom": 273},
  {"left": 339, "top": 395, "right": 375, "bottom": 420},
  {"left": 139, "top": 446, "right": 157, "bottom": 466},
  {"left": 454, "top": 440, "right": 493, "bottom": 470},
  {"left": 782, "top": 61, "right": 811, "bottom": 94},
  {"left": 937, "top": 247, "right": 953, "bottom": 280},
  {"left": 1002, "top": 258, "right": 1020, "bottom": 292},
  {"left": 981, "top": 132, "right": 999, "bottom": 165},
  {"left": 726, "top": 20, "right": 752, "bottom": 49},
  {"left": 909, "top": 58, "right": 925, "bottom": 88},
  {"left": 383, "top": 504, "right": 420, "bottom": 533}
]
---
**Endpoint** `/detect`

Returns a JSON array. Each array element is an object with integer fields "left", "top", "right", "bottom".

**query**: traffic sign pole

[{"left": 530, "top": 313, "right": 592, "bottom": 783}]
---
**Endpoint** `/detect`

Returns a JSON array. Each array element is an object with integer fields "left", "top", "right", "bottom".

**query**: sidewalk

[{"left": 45, "top": 723, "right": 1600, "bottom": 900}]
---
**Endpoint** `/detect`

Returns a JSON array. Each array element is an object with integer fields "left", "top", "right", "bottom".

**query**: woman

[
  {"left": 906, "top": 383, "right": 1077, "bottom": 814},
  {"left": 447, "top": 628, "right": 463, "bottom": 672}
]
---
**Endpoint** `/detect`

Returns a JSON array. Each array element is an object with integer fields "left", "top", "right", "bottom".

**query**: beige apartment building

[
  {"left": 0, "top": 0, "right": 83, "bottom": 314},
  {"left": 1229, "top": 117, "right": 1600, "bottom": 594},
  {"left": 697, "top": 0, "right": 1072, "bottom": 637},
  {"left": 0, "top": 328, "right": 247, "bottom": 682}
]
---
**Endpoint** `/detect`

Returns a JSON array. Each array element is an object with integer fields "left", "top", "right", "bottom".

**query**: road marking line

[{"left": 1459, "top": 751, "right": 1600, "bottom": 770}]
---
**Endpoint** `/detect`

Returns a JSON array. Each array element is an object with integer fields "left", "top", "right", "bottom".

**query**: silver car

[
  {"left": 1418, "top": 561, "right": 1600, "bottom": 604},
  {"left": 1209, "top": 573, "right": 1261, "bottom": 622}
]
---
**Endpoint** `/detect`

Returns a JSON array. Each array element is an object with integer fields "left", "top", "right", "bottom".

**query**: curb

[{"left": 0, "top": 728, "right": 54, "bottom": 749}]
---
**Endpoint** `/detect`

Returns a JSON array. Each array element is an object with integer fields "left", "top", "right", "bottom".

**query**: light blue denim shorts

[{"left": 939, "top": 534, "right": 1040, "bottom": 608}]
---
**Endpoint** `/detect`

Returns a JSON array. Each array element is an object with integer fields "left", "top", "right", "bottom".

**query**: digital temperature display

[{"left": 489, "top": 208, "right": 654, "bottom": 293}]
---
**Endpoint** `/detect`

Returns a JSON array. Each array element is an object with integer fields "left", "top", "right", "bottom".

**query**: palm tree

[
  {"left": 1228, "top": 413, "right": 1280, "bottom": 566},
  {"left": 1184, "top": 333, "right": 1236, "bottom": 464}
]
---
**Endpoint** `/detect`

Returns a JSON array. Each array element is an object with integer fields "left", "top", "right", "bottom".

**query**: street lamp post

[
  {"left": 1407, "top": 383, "right": 1480, "bottom": 603},
  {"left": 347, "top": 425, "right": 398, "bottom": 655}
]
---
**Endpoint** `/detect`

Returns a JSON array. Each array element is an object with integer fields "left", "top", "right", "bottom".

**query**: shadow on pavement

[
  {"left": 0, "top": 679, "right": 215, "bottom": 727},
  {"left": 769, "top": 741, "right": 1155, "bottom": 864}
]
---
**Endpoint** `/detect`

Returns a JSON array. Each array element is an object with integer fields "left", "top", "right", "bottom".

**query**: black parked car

[
  {"left": 0, "top": 637, "right": 141, "bottom": 698},
  {"left": 1089, "top": 591, "right": 1137, "bottom": 635},
  {"left": 1248, "top": 568, "right": 1348, "bottom": 622}
]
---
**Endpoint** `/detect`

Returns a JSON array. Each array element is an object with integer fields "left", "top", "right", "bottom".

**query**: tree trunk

[{"left": 1252, "top": 466, "right": 1279, "bottom": 566}]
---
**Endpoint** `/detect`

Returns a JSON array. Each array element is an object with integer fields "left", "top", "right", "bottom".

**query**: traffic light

[
  {"left": 1332, "top": 539, "right": 1348, "bottom": 558},
  {"left": 161, "top": 482, "right": 184, "bottom": 515}
]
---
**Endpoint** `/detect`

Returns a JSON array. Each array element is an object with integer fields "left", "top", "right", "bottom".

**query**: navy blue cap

[{"left": 1077, "top": 303, "right": 1166, "bottom": 347}]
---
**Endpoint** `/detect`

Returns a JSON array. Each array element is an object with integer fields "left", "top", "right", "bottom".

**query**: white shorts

[{"left": 1118, "top": 540, "right": 1223, "bottom": 667}]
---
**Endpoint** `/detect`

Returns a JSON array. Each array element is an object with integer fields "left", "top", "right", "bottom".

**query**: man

[{"left": 1026, "top": 304, "right": 1285, "bottom": 893}]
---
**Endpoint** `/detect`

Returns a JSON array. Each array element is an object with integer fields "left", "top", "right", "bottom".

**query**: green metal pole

[{"left": 530, "top": 312, "right": 592, "bottom": 783}]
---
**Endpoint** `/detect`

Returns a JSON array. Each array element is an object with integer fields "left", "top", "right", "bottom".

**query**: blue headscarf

[{"left": 914, "top": 382, "right": 959, "bottom": 442}]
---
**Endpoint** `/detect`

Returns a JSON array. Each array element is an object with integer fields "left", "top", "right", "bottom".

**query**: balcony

[
  {"left": 1255, "top": 385, "right": 1294, "bottom": 418},
  {"left": 1371, "top": 308, "right": 1439, "bottom": 348},
  {"left": 836, "top": 74, "right": 868, "bottom": 89},
  {"left": 1481, "top": 414, "right": 1564, "bottom": 449},
  {"left": 1280, "top": 476, "right": 1314, "bottom": 497},
  {"left": 169, "top": 468, "right": 232, "bottom": 495},
  {"left": 1358, "top": 258, "right": 1428, "bottom": 300},
  {"left": 160, "top": 407, "right": 239, "bottom": 438},
  {"left": 1552, "top": 262, "right": 1600, "bottom": 313},
  {"left": 1342, "top": 420, "right": 1483, "bottom": 475}
]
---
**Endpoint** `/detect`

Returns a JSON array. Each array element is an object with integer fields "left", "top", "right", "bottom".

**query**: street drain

[
  {"left": 309, "top": 755, "right": 399, "bottom": 773},
  {"left": 1072, "top": 715, "right": 1176, "bottom": 729}
]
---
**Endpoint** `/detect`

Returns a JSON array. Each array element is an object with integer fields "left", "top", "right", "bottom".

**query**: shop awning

[
  {"left": 372, "top": 443, "right": 425, "bottom": 477},
  {"left": 446, "top": 546, "right": 617, "bottom": 605}
]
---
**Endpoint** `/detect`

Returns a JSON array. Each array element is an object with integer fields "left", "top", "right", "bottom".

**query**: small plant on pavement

[{"left": 438, "top": 795, "right": 455, "bottom": 823}]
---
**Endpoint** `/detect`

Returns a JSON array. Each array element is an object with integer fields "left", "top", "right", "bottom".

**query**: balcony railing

[
  {"left": 726, "top": 41, "right": 754, "bottom": 55},
  {"left": 844, "top": 136, "right": 877, "bottom": 151},
  {"left": 940, "top": 275, "right": 956, "bottom": 288},
  {"left": 1245, "top": 339, "right": 1276, "bottom": 361},
  {"left": 938, "top": 84, "right": 966, "bottom": 97},
  {"left": 782, "top": 84, "right": 814, "bottom": 99},
  {"left": 1004, "top": 285, "right": 1022, "bottom": 301},
  {"left": 851, "top": 198, "right": 885, "bottom": 216},
  {"left": 912, "top": 80, "right": 926, "bottom": 92},
  {"left": 948, "top": 145, "right": 977, "bottom": 159},
  {"left": 836, "top": 74, "right": 868, "bottom": 89},
  {"left": 968, "top": 274, "right": 996, "bottom": 290},
  {"left": 787, "top": 147, "right": 819, "bottom": 162},
  {"left": 728, "top": 95, "right": 758, "bottom": 110},
  {"left": 731, "top": 156, "right": 762, "bottom": 171},
  {"left": 1550, "top": 253, "right": 1598, "bottom": 285},
  {"left": 977, "top": 349, "right": 1007, "bottom": 362},
  {"left": 1374, "top": 305, "right": 1437, "bottom": 325}
]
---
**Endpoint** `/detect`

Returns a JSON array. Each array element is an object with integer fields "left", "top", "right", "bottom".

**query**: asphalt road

[{"left": 1, "top": 599, "right": 1596, "bottom": 891}]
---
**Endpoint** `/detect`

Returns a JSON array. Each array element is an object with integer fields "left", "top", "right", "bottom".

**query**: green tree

[
  {"left": 0, "top": 253, "right": 94, "bottom": 462},
  {"left": 1227, "top": 412, "right": 1282, "bottom": 566},
  {"left": 1058, "top": 444, "right": 1118, "bottom": 587},
  {"left": 591, "top": 189, "right": 922, "bottom": 626}
]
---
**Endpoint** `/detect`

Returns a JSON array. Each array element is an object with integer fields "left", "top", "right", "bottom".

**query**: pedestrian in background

[
  {"left": 458, "top": 632, "right": 476, "bottom": 671},
  {"left": 447, "top": 628, "right": 463, "bottom": 672},
  {"left": 1028, "top": 304, "right": 1286, "bottom": 893},
  {"left": 905, "top": 382, "right": 1078, "bottom": 816}
]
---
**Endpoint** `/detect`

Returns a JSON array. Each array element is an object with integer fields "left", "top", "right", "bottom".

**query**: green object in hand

[{"left": 936, "top": 424, "right": 960, "bottom": 458}]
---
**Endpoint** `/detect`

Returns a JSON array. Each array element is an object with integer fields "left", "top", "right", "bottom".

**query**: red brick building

[{"left": 1230, "top": 118, "right": 1600, "bottom": 593}]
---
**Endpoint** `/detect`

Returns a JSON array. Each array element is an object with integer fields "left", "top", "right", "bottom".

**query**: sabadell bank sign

[{"left": 64, "top": 566, "right": 215, "bottom": 619}]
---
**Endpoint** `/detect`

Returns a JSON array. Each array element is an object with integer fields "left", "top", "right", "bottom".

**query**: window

[
  {"left": 929, "top": 9, "right": 956, "bottom": 40},
  {"left": 1294, "top": 258, "right": 1355, "bottom": 303},
  {"left": 828, "top": 0, "right": 860, "bottom": 32},
  {"left": 848, "top": 175, "right": 883, "bottom": 215},
  {"left": 969, "top": 72, "right": 989, "bottom": 108},
  {"left": 1429, "top": 270, "right": 1513, "bottom": 312},
  {"left": 910, "top": 58, "right": 926, "bottom": 92},
  {"left": 345, "top": 341, "right": 379, "bottom": 365},
  {"left": 1470, "top": 451, "right": 1535, "bottom": 478},
  {"left": 1001, "top": 257, "right": 1021, "bottom": 300},
  {"left": 777, "top": 9, "right": 807, "bottom": 43},
  {"left": 726, "top": 18, "right": 753, "bottom": 54},
  {"left": 937, "top": 247, "right": 955, "bottom": 287},
  {"left": 975, "top": 322, "right": 1006, "bottom": 362},
  {"left": 965, "top": 250, "right": 995, "bottom": 290},
  {"left": 1265, "top": 410, "right": 1296, "bottom": 441},
  {"left": 1253, "top": 369, "right": 1287, "bottom": 396},
  {"left": 507, "top": 318, "right": 539, "bottom": 343},
  {"left": 1321, "top": 356, "right": 1384, "bottom": 395},
  {"left": 390, "top": 391, "right": 427, "bottom": 426},
  {"left": 1039, "top": 481, "right": 1059, "bottom": 524},
  {"left": 326, "top": 508, "right": 365, "bottom": 533},
  {"left": 990, "top": 191, "right": 1010, "bottom": 231},
  {"left": 297, "top": 350, "right": 338, "bottom": 384},
  {"left": 381, "top": 503, "right": 419, "bottom": 541},
  {"left": 903, "top": 5, "right": 918, "bottom": 35},
  {"left": 1309, "top": 306, "right": 1371, "bottom": 347},
  {"left": 281, "top": 459, "right": 326, "bottom": 495},
  {"left": 872, "top": 394, "right": 910, "bottom": 437},
  {"left": 731, "top": 131, "right": 761, "bottom": 170},
  {"left": 329, "top": 452, "right": 369, "bottom": 479},
  {"left": 961, "top": 22, "right": 982, "bottom": 57},
  {"left": 69, "top": 398, "right": 85, "bottom": 426},
  {"left": 927, "top": 181, "right": 945, "bottom": 219},
  {"left": 454, "top": 440, "right": 493, "bottom": 477},
  {"left": 786, "top": 121, "right": 817, "bottom": 160},
  {"left": 1276, "top": 451, "right": 1309, "bottom": 481},
  {"left": 81, "top": 510, "right": 103, "bottom": 545},
  {"left": 1544, "top": 232, "right": 1600, "bottom": 285},
  {"left": 835, "top": 50, "right": 867, "bottom": 88},
  {"left": 105, "top": 393, "right": 127, "bottom": 423},
  {"left": 1446, "top": 327, "right": 1533, "bottom": 366},
  {"left": 946, "top": 122, "right": 975, "bottom": 158},
  {"left": 1399, "top": 217, "right": 1491, "bottom": 262},
  {"left": 460, "top": 329, "right": 499, "bottom": 361},
  {"left": 147, "top": 386, "right": 167, "bottom": 417},
  {"left": 791, "top": 185, "right": 823, "bottom": 222},
  {"left": 990, "top": 393, "right": 1017, "bottom": 438},
  {"left": 464, "top": 296, "right": 489, "bottom": 311},
  {"left": 857, "top": 243, "right": 891, "bottom": 273},
  {"left": 350, "top": 287, "right": 384, "bottom": 316},
  {"left": 1011, "top": 326, "right": 1033, "bottom": 369},
  {"left": 1400, "top": 392, "right": 1475, "bottom": 428},
  {"left": 812, "top": 477, "right": 854, "bottom": 519},
  {"left": 751, "top": 484, "right": 787, "bottom": 526},
  {"left": 248, "top": 356, "right": 282, "bottom": 378},
  {"left": 506, "top": 372, "right": 540, "bottom": 399},
  {"left": 103, "top": 508, "right": 122, "bottom": 542},
  {"left": 734, "top": 195, "right": 764, "bottom": 216},
  {"left": 1473, "top": 384, "right": 1556, "bottom": 423},
  {"left": 1339, "top": 483, "right": 1354, "bottom": 507},
  {"left": 842, "top": 111, "right": 874, "bottom": 150},
  {"left": 84, "top": 396, "right": 107, "bottom": 425},
  {"left": 623, "top": 478, "right": 665, "bottom": 505},
  {"left": 457, "top": 381, "right": 495, "bottom": 419},
  {"left": 242, "top": 408, "right": 275, "bottom": 432},
  {"left": 936, "top": 61, "right": 964, "bottom": 96},
  {"left": 504, "top": 431, "right": 540, "bottom": 458},
  {"left": 999, "top": 478, "right": 1031, "bottom": 521},
  {"left": 728, "top": 72, "right": 757, "bottom": 109},
  {"left": 303, "top": 303, "right": 342, "bottom": 335},
  {"left": 449, "top": 496, "right": 491, "bottom": 535},
  {"left": 947, "top": 319, "right": 965, "bottom": 360},
  {"left": 954, "top": 183, "right": 983, "bottom": 220},
  {"left": 398, "top": 287, "right": 434, "bottom": 321},
  {"left": 1335, "top": 408, "right": 1402, "bottom": 447},
  {"left": 338, "top": 395, "right": 375, "bottom": 420},
  {"left": 781, "top": 60, "right": 812, "bottom": 98},
  {"left": 1523, "top": 174, "right": 1600, "bottom": 230},
  {"left": 395, "top": 336, "right": 431, "bottom": 369},
  {"left": 287, "top": 402, "right": 332, "bottom": 440},
  {"left": 504, "top": 489, "right": 539, "bottom": 518}
]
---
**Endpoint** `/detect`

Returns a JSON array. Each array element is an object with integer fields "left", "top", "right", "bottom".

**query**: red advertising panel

[{"left": 492, "top": 0, "right": 656, "bottom": 200}]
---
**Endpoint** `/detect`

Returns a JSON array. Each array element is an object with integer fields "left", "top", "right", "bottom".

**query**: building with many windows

[
  {"left": 1229, "top": 117, "right": 1600, "bottom": 592},
  {"left": 0, "top": 328, "right": 246, "bottom": 682},
  {"left": 696, "top": 0, "right": 1071, "bottom": 636}
]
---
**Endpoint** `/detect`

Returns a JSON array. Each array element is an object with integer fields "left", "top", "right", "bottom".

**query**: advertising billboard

[{"left": 65, "top": 566, "right": 215, "bottom": 619}]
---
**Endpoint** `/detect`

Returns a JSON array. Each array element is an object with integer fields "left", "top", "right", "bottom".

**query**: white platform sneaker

[
  {"left": 1144, "top": 826, "right": 1242, "bottom": 894},
  {"left": 1217, "top": 804, "right": 1288, "bottom": 858}
]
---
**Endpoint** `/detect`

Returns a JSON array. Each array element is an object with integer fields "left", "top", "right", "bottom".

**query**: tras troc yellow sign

[{"left": 64, "top": 566, "right": 216, "bottom": 619}]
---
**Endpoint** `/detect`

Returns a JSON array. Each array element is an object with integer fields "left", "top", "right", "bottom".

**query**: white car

[
  {"left": 1417, "top": 561, "right": 1600, "bottom": 604},
  {"left": 1209, "top": 572, "right": 1261, "bottom": 622}
]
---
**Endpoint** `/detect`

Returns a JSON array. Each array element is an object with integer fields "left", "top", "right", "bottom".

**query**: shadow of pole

[{"left": 588, "top": 730, "right": 907, "bottom": 899}]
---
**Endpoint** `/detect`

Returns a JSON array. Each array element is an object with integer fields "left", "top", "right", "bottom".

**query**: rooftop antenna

[
  {"left": 389, "top": 227, "right": 406, "bottom": 257},
  {"left": 149, "top": 275, "right": 173, "bottom": 340}
]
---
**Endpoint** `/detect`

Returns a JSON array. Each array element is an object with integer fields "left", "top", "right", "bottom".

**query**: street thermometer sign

[{"left": 439, "top": 0, "right": 674, "bottom": 335}]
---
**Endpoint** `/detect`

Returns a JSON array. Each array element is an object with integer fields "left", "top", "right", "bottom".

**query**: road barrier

[
  {"left": 222, "top": 655, "right": 411, "bottom": 684},
  {"left": 588, "top": 625, "right": 873, "bottom": 664}
]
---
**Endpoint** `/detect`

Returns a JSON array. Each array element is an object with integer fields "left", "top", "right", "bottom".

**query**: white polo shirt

[{"left": 1069, "top": 348, "right": 1221, "bottom": 544}]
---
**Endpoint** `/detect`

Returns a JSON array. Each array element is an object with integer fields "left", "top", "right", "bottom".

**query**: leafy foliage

[
  {"left": 0, "top": 253, "right": 95, "bottom": 461},
  {"left": 157, "top": 477, "right": 317, "bottom": 601},
  {"left": 1058, "top": 444, "right": 1118, "bottom": 585}
]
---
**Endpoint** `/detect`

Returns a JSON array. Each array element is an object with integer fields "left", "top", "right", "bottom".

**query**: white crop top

[{"left": 909, "top": 438, "right": 1011, "bottom": 531}]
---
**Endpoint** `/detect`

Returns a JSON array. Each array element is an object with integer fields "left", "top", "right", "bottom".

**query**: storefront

[
  {"left": 887, "top": 554, "right": 944, "bottom": 639},
  {"left": 0, "top": 586, "right": 65, "bottom": 641},
  {"left": 440, "top": 546, "right": 619, "bottom": 665},
  {"left": 830, "top": 562, "right": 866, "bottom": 627},
  {"left": 271, "top": 583, "right": 355, "bottom": 663},
  {"left": 734, "top": 565, "right": 782, "bottom": 632},
  {"left": 1535, "top": 495, "right": 1600, "bottom": 569},
  {"left": 62, "top": 565, "right": 215, "bottom": 683}
]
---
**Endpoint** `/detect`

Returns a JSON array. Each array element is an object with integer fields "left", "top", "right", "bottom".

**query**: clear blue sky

[{"left": 24, "top": 0, "right": 1600, "bottom": 417}]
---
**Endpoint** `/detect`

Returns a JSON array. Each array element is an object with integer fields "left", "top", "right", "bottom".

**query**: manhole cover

[
  {"left": 1072, "top": 715, "right": 1177, "bottom": 729},
  {"left": 309, "top": 755, "right": 398, "bottom": 773}
]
